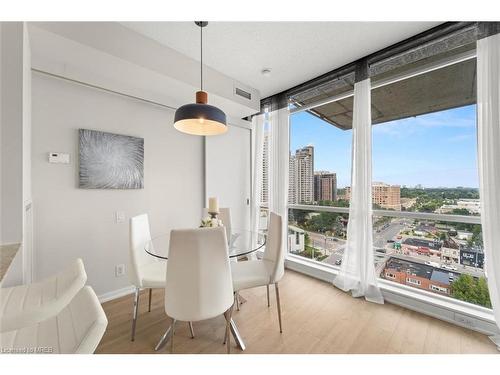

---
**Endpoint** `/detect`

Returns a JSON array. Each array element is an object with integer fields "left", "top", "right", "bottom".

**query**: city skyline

[{"left": 290, "top": 104, "right": 479, "bottom": 189}]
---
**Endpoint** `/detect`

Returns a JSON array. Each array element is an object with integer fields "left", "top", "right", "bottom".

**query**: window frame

[{"left": 280, "top": 46, "right": 496, "bottom": 330}]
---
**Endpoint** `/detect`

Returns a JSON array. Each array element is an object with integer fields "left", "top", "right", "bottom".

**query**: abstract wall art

[{"left": 79, "top": 129, "right": 144, "bottom": 189}]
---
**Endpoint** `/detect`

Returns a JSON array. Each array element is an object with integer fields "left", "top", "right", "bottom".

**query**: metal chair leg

[
  {"left": 275, "top": 283, "right": 283, "bottom": 333},
  {"left": 189, "top": 321, "right": 195, "bottom": 338},
  {"left": 235, "top": 292, "right": 240, "bottom": 311},
  {"left": 266, "top": 284, "right": 270, "bottom": 307},
  {"left": 170, "top": 318, "right": 176, "bottom": 354},
  {"left": 148, "top": 288, "right": 152, "bottom": 312},
  {"left": 154, "top": 324, "right": 172, "bottom": 351},
  {"left": 224, "top": 304, "right": 234, "bottom": 354},
  {"left": 131, "top": 287, "right": 140, "bottom": 341}
]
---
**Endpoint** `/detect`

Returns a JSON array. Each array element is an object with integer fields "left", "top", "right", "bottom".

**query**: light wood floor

[{"left": 96, "top": 270, "right": 499, "bottom": 354}]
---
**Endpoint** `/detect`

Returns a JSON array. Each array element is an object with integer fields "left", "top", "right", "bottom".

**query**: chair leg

[
  {"left": 131, "top": 287, "right": 140, "bottom": 341},
  {"left": 275, "top": 283, "right": 283, "bottom": 333},
  {"left": 235, "top": 292, "right": 240, "bottom": 311},
  {"left": 170, "top": 318, "right": 176, "bottom": 354},
  {"left": 266, "top": 284, "right": 270, "bottom": 307},
  {"left": 154, "top": 324, "right": 173, "bottom": 351},
  {"left": 148, "top": 288, "right": 152, "bottom": 312},
  {"left": 188, "top": 321, "right": 195, "bottom": 338},
  {"left": 224, "top": 304, "right": 234, "bottom": 354}
]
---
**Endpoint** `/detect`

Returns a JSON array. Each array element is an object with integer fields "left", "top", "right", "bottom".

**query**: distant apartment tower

[
  {"left": 344, "top": 182, "right": 401, "bottom": 210},
  {"left": 289, "top": 145, "right": 314, "bottom": 204},
  {"left": 261, "top": 132, "right": 270, "bottom": 204},
  {"left": 314, "top": 171, "right": 337, "bottom": 202},
  {"left": 288, "top": 153, "right": 296, "bottom": 204}
]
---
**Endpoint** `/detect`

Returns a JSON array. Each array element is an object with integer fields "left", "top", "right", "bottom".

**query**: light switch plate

[
  {"left": 48, "top": 152, "right": 70, "bottom": 164},
  {"left": 115, "top": 264, "right": 126, "bottom": 277}
]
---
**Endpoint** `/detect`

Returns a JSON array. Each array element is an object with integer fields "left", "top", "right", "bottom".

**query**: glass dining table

[{"left": 144, "top": 228, "right": 266, "bottom": 351}]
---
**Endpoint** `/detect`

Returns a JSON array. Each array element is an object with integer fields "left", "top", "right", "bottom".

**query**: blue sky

[{"left": 290, "top": 105, "right": 479, "bottom": 188}]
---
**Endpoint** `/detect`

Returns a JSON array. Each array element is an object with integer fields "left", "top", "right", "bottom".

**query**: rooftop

[
  {"left": 385, "top": 257, "right": 460, "bottom": 285},
  {"left": 402, "top": 237, "right": 442, "bottom": 250}
]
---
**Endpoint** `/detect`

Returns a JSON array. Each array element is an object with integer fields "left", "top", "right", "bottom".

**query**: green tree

[
  {"left": 304, "top": 232, "right": 311, "bottom": 248},
  {"left": 451, "top": 274, "right": 491, "bottom": 308},
  {"left": 452, "top": 208, "right": 470, "bottom": 216}
]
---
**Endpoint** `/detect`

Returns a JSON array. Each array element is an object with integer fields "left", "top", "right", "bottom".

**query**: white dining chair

[
  {"left": 129, "top": 213, "right": 166, "bottom": 341},
  {"left": 0, "top": 258, "right": 87, "bottom": 333},
  {"left": 161, "top": 227, "right": 234, "bottom": 353},
  {"left": 0, "top": 286, "right": 108, "bottom": 354},
  {"left": 230, "top": 212, "right": 284, "bottom": 332}
]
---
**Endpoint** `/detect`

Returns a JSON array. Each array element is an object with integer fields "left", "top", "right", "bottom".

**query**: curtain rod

[
  {"left": 32, "top": 68, "right": 178, "bottom": 111},
  {"left": 32, "top": 68, "right": 252, "bottom": 130}
]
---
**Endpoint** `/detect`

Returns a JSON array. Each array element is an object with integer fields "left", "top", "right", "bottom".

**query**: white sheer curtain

[
  {"left": 251, "top": 107, "right": 289, "bottom": 254},
  {"left": 477, "top": 33, "right": 500, "bottom": 348},
  {"left": 251, "top": 113, "right": 265, "bottom": 240},
  {"left": 269, "top": 108, "right": 290, "bottom": 252},
  {"left": 333, "top": 79, "right": 384, "bottom": 304}
]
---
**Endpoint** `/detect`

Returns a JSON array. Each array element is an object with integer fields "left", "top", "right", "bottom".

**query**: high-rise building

[
  {"left": 314, "top": 171, "right": 337, "bottom": 202},
  {"left": 344, "top": 182, "right": 401, "bottom": 210},
  {"left": 289, "top": 145, "right": 314, "bottom": 204},
  {"left": 288, "top": 152, "right": 296, "bottom": 204}
]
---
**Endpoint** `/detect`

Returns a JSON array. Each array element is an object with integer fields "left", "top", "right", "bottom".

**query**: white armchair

[
  {"left": 0, "top": 286, "right": 107, "bottom": 354},
  {"left": 0, "top": 258, "right": 87, "bottom": 333},
  {"left": 129, "top": 214, "right": 166, "bottom": 341}
]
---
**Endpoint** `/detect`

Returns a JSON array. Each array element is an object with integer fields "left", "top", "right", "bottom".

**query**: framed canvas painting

[{"left": 79, "top": 129, "right": 144, "bottom": 189}]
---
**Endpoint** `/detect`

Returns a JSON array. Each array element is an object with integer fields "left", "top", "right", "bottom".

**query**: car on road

[
  {"left": 425, "top": 261, "right": 440, "bottom": 267},
  {"left": 441, "top": 264, "right": 458, "bottom": 271},
  {"left": 335, "top": 259, "right": 342, "bottom": 266},
  {"left": 387, "top": 239, "right": 395, "bottom": 243}
]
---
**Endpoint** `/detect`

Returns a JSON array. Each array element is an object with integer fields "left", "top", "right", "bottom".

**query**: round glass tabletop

[{"left": 144, "top": 229, "right": 266, "bottom": 260}]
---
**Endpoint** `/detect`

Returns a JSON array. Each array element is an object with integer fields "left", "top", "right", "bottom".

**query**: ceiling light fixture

[
  {"left": 174, "top": 21, "right": 227, "bottom": 136},
  {"left": 261, "top": 68, "right": 272, "bottom": 77}
]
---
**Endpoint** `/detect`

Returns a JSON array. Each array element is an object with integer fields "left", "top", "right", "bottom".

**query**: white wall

[
  {"left": 1, "top": 22, "right": 32, "bottom": 287},
  {"left": 32, "top": 72, "right": 204, "bottom": 296},
  {"left": 1, "top": 22, "right": 24, "bottom": 246}
]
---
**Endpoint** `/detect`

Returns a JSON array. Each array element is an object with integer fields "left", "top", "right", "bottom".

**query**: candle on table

[{"left": 208, "top": 197, "right": 219, "bottom": 213}]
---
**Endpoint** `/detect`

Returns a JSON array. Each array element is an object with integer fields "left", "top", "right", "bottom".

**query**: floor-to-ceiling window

[
  {"left": 287, "top": 73, "right": 354, "bottom": 265},
  {"left": 258, "top": 24, "right": 493, "bottom": 316},
  {"left": 369, "top": 42, "right": 489, "bottom": 308}
]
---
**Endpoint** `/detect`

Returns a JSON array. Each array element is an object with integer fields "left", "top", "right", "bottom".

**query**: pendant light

[{"left": 174, "top": 21, "right": 227, "bottom": 136}]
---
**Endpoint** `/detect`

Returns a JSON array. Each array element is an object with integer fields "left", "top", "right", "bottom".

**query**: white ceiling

[{"left": 121, "top": 22, "right": 441, "bottom": 98}]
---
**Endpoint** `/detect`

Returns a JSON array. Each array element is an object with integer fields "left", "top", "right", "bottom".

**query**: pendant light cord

[{"left": 200, "top": 24, "right": 203, "bottom": 91}]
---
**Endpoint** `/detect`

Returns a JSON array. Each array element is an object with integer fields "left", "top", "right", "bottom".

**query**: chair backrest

[
  {"left": 165, "top": 227, "right": 234, "bottom": 322},
  {"left": 0, "top": 258, "right": 87, "bottom": 333},
  {"left": 203, "top": 207, "right": 232, "bottom": 241},
  {"left": 65, "top": 286, "right": 108, "bottom": 353},
  {"left": 0, "top": 286, "right": 108, "bottom": 354},
  {"left": 263, "top": 212, "right": 284, "bottom": 284},
  {"left": 129, "top": 214, "right": 156, "bottom": 287}
]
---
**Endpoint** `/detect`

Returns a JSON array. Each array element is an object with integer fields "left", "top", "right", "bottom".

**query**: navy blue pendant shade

[
  {"left": 174, "top": 21, "right": 227, "bottom": 136},
  {"left": 174, "top": 91, "right": 227, "bottom": 136}
]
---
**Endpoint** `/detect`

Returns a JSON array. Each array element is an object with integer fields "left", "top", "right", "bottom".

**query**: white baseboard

[{"left": 98, "top": 285, "right": 135, "bottom": 303}]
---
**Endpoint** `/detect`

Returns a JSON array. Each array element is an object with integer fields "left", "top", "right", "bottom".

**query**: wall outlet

[
  {"left": 454, "top": 313, "right": 475, "bottom": 328},
  {"left": 115, "top": 211, "right": 126, "bottom": 223},
  {"left": 115, "top": 264, "right": 126, "bottom": 277}
]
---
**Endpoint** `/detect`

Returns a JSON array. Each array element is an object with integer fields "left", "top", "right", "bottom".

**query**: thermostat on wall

[{"left": 48, "top": 152, "right": 70, "bottom": 164}]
